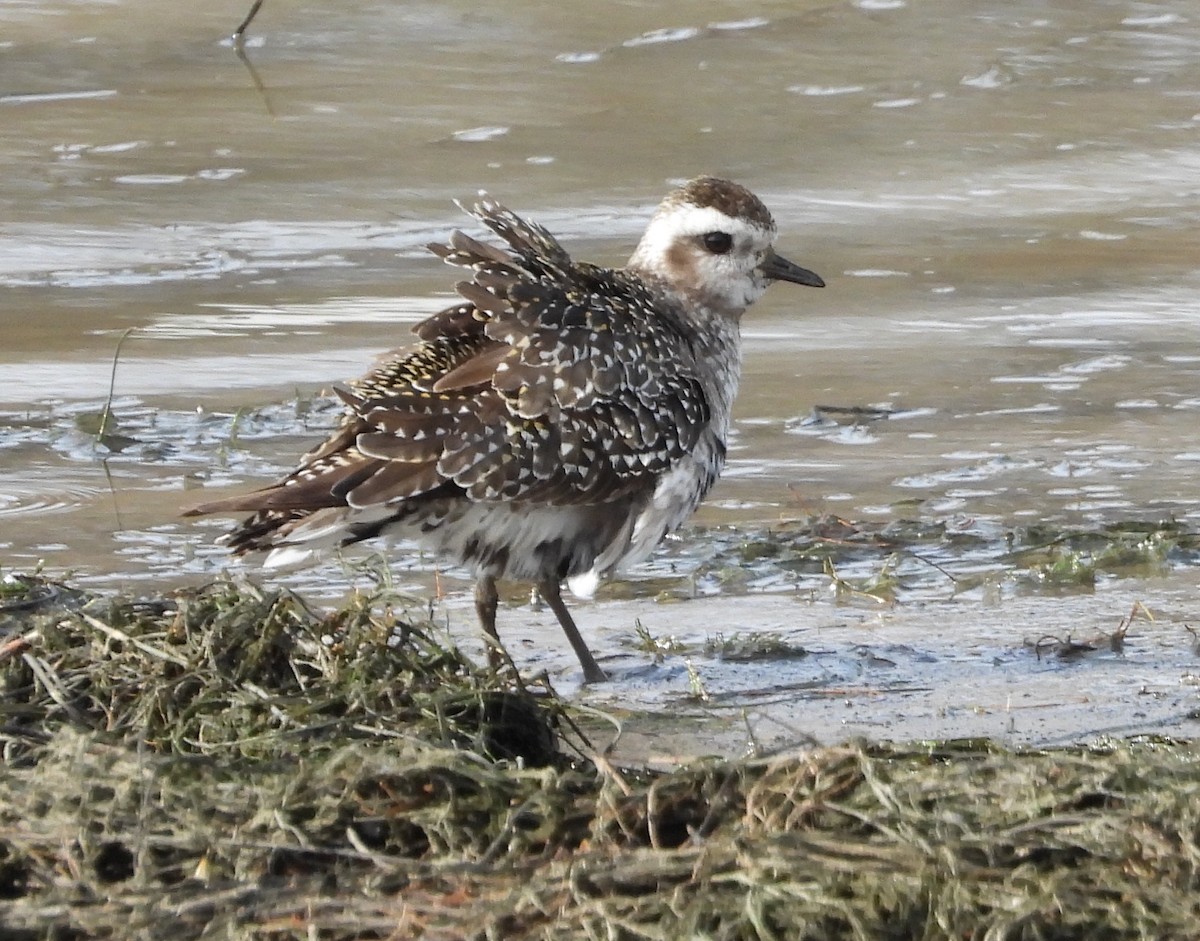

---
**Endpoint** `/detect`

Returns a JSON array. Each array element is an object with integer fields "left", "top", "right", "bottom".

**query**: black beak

[{"left": 760, "top": 251, "right": 825, "bottom": 288}]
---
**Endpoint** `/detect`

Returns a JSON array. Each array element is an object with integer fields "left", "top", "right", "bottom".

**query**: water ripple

[{"left": 0, "top": 480, "right": 101, "bottom": 518}]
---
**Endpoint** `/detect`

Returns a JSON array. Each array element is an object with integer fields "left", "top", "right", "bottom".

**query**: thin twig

[
  {"left": 232, "top": 0, "right": 267, "bottom": 46},
  {"left": 904, "top": 550, "right": 961, "bottom": 586},
  {"left": 590, "top": 749, "right": 634, "bottom": 798},
  {"left": 96, "top": 327, "right": 137, "bottom": 446}
]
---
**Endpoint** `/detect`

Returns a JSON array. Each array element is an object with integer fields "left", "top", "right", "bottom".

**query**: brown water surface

[{"left": 3, "top": 0, "right": 1200, "bottom": 748}]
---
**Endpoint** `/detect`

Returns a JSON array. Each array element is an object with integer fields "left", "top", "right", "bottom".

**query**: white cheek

[
  {"left": 725, "top": 276, "right": 767, "bottom": 310},
  {"left": 715, "top": 254, "right": 767, "bottom": 309},
  {"left": 690, "top": 256, "right": 754, "bottom": 310}
]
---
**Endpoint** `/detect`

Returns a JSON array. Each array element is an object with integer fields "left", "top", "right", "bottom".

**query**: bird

[{"left": 185, "top": 176, "right": 824, "bottom": 683}]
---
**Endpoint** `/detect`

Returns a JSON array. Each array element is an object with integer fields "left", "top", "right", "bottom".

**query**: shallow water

[{"left": 3, "top": 0, "right": 1200, "bottom": 748}]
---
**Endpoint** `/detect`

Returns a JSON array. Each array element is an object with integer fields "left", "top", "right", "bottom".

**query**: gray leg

[
  {"left": 537, "top": 578, "right": 607, "bottom": 684},
  {"left": 474, "top": 575, "right": 502, "bottom": 668}
]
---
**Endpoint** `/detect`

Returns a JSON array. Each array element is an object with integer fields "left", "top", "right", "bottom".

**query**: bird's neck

[
  {"left": 693, "top": 315, "right": 743, "bottom": 437},
  {"left": 622, "top": 264, "right": 745, "bottom": 435}
]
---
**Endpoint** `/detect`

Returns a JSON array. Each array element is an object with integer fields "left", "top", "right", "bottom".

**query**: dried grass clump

[
  {"left": 1, "top": 574, "right": 1199, "bottom": 940},
  {"left": 0, "top": 574, "right": 558, "bottom": 765}
]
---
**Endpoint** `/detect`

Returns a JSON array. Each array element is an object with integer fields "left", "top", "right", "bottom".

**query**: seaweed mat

[{"left": 0, "top": 574, "right": 1198, "bottom": 940}]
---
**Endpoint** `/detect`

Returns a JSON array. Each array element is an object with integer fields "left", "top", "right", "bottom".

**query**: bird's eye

[{"left": 702, "top": 231, "right": 733, "bottom": 254}]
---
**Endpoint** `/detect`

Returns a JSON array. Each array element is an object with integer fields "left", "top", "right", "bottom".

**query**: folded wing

[{"left": 185, "top": 197, "right": 711, "bottom": 553}]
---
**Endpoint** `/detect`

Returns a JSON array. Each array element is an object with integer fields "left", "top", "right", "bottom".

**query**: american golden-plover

[{"left": 187, "top": 177, "right": 825, "bottom": 682}]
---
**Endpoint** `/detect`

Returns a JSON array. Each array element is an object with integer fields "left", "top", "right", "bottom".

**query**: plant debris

[
  {"left": 1026, "top": 601, "right": 1147, "bottom": 659},
  {"left": 0, "top": 574, "right": 1198, "bottom": 938},
  {"left": 703, "top": 631, "right": 809, "bottom": 662}
]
